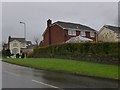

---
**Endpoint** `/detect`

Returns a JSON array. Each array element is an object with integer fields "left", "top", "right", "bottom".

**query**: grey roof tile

[
  {"left": 26, "top": 41, "right": 32, "bottom": 45},
  {"left": 10, "top": 38, "right": 25, "bottom": 43},
  {"left": 104, "top": 25, "right": 120, "bottom": 32},
  {"left": 54, "top": 21, "right": 96, "bottom": 31}
]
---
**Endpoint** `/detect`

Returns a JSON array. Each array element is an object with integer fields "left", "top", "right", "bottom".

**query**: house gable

[
  {"left": 10, "top": 38, "right": 25, "bottom": 43},
  {"left": 41, "top": 19, "right": 98, "bottom": 47},
  {"left": 43, "top": 21, "right": 97, "bottom": 36},
  {"left": 42, "top": 23, "right": 64, "bottom": 36},
  {"left": 98, "top": 26, "right": 117, "bottom": 42},
  {"left": 10, "top": 40, "right": 21, "bottom": 47},
  {"left": 43, "top": 24, "right": 65, "bottom": 46}
]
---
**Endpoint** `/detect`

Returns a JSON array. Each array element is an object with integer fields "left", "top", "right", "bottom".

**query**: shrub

[
  {"left": 29, "top": 42, "right": 119, "bottom": 65},
  {"left": 16, "top": 53, "right": 20, "bottom": 58},
  {"left": 2, "top": 49, "right": 11, "bottom": 57},
  {"left": 21, "top": 53, "right": 25, "bottom": 58}
]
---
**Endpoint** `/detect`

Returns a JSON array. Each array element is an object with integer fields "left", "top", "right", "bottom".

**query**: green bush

[
  {"left": 34, "top": 42, "right": 119, "bottom": 56},
  {"left": 21, "top": 53, "right": 25, "bottom": 58},
  {"left": 16, "top": 53, "right": 20, "bottom": 58},
  {"left": 2, "top": 49, "right": 11, "bottom": 57},
  {"left": 30, "top": 42, "right": 119, "bottom": 65}
]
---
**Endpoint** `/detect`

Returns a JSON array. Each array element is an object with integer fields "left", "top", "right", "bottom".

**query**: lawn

[{"left": 3, "top": 58, "right": 119, "bottom": 80}]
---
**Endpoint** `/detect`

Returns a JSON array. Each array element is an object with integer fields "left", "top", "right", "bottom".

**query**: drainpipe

[
  {"left": 96, "top": 32, "right": 98, "bottom": 42},
  {"left": 47, "top": 19, "right": 52, "bottom": 45}
]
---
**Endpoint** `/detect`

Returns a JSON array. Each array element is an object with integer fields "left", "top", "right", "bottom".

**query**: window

[
  {"left": 13, "top": 42, "right": 18, "bottom": 47},
  {"left": 12, "top": 48, "right": 19, "bottom": 54},
  {"left": 21, "top": 43, "right": 25, "bottom": 47},
  {"left": 117, "top": 33, "right": 120, "bottom": 38},
  {"left": 90, "top": 32, "right": 95, "bottom": 37},
  {"left": 68, "top": 30, "right": 76, "bottom": 36},
  {"left": 81, "top": 31, "right": 86, "bottom": 37}
]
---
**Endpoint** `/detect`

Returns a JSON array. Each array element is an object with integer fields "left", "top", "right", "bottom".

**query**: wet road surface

[{"left": 2, "top": 62, "right": 118, "bottom": 88}]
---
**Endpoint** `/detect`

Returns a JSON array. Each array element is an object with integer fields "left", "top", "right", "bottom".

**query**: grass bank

[{"left": 3, "top": 58, "right": 119, "bottom": 80}]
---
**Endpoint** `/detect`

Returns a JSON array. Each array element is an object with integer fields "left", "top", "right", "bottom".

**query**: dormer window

[
  {"left": 81, "top": 31, "right": 86, "bottom": 37},
  {"left": 68, "top": 30, "right": 76, "bottom": 36},
  {"left": 90, "top": 32, "right": 95, "bottom": 37}
]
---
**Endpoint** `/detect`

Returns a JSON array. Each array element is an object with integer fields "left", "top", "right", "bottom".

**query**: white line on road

[
  {"left": 32, "top": 79, "right": 63, "bottom": 89},
  {"left": 3, "top": 71, "right": 20, "bottom": 77}
]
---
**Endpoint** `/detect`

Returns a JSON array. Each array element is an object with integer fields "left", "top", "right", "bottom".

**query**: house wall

[
  {"left": 43, "top": 25, "right": 65, "bottom": 46},
  {"left": 50, "top": 25, "right": 65, "bottom": 45},
  {"left": 64, "top": 30, "right": 81, "bottom": 41},
  {"left": 43, "top": 29, "right": 49, "bottom": 47},
  {"left": 21, "top": 48, "right": 33, "bottom": 55},
  {"left": 64, "top": 29, "right": 76, "bottom": 41},
  {"left": 86, "top": 32, "right": 97, "bottom": 41},
  {"left": 64, "top": 30, "right": 97, "bottom": 42},
  {"left": 98, "top": 27, "right": 118, "bottom": 42},
  {"left": 115, "top": 33, "right": 120, "bottom": 42},
  {"left": 9, "top": 40, "right": 26, "bottom": 54},
  {"left": 42, "top": 25, "right": 97, "bottom": 47}
]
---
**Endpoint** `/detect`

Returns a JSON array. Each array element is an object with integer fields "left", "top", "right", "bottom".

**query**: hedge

[{"left": 29, "top": 42, "right": 119, "bottom": 65}]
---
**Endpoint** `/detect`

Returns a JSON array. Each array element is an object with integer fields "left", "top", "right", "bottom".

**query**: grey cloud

[{"left": 2, "top": 2, "right": 118, "bottom": 43}]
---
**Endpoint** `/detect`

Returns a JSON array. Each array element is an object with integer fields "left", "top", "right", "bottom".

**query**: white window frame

[
  {"left": 81, "top": 31, "right": 86, "bottom": 37},
  {"left": 68, "top": 30, "right": 76, "bottom": 36},
  {"left": 90, "top": 32, "right": 95, "bottom": 37}
]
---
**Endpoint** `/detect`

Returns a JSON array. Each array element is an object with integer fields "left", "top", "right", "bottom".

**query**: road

[{"left": 2, "top": 62, "right": 118, "bottom": 89}]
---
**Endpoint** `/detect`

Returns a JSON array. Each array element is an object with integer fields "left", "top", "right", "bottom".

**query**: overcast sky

[{"left": 2, "top": 2, "right": 118, "bottom": 43}]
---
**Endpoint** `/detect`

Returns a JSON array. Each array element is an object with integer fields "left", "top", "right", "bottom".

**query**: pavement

[{"left": 2, "top": 62, "right": 119, "bottom": 89}]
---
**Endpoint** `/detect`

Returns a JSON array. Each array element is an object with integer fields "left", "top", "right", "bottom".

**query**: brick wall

[{"left": 42, "top": 25, "right": 97, "bottom": 47}]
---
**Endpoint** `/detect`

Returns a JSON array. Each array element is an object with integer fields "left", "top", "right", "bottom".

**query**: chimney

[
  {"left": 47, "top": 19, "right": 52, "bottom": 27},
  {"left": 8, "top": 36, "right": 11, "bottom": 49},
  {"left": 47, "top": 19, "right": 52, "bottom": 45},
  {"left": 8, "top": 36, "right": 11, "bottom": 41}
]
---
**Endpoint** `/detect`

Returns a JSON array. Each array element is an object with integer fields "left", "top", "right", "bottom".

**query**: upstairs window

[
  {"left": 81, "top": 31, "right": 86, "bottom": 37},
  {"left": 13, "top": 42, "right": 18, "bottom": 47},
  {"left": 68, "top": 30, "right": 76, "bottom": 36},
  {"left": 90, "top": 32, "right": 95, "bottom": 37}
]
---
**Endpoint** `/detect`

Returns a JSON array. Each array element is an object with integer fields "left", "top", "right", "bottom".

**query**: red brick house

[{"left": 40, "top": 19, "right": 98, "bottom": 47}]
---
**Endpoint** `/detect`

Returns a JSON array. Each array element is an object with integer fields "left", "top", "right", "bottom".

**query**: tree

[
  {"left": 2, "top": 41, "right": 8, "bottom": 57},
  {"left": 34, "top": 37, "right": 39, "bottom": 47},
  {"left": 2, "top": 41, "right": 6, "bottom": 49},
  {"left": 5, "top": 49, "right": 11, "bottom": 57},
  {"left": 21, "top": 53, "right": 25, "bottom": 58},
  {"left": 6, "top": 49, "right": 11, "bottom": 57}
]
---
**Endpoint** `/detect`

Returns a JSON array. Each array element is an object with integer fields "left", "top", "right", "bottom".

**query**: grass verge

[{"left": 3, "top": 58, "right": 119, "bottom": 80}]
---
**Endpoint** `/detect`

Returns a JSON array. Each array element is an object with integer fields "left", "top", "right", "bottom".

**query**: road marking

[
  {"left": 32, "top": 79, "right": 63, "bottom": 89},
  {"left": 3, "top": 71, "right": 20, "bottom": 77}
]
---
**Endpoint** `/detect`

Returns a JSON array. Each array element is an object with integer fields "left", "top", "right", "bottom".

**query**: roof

[
  {"left": 26, "top": 41, "right": 32, "bottom": 45},
  {"left": 26, "top": 44, "right": 36, "bottom": 49},
  {"left": 54, "top": 21, "right": 96, "bottom": 31},
  {"left": 3, "top": 43, "right": 8, "bottom": 46},
  {"left": 3, "top": 43, "right": 8, "bottom": 48},
  {"left": 104, "top": 25, "right": 120, "bottom": 32},
  {"left": 42, "top": 20, "right": 97, "bottom": 36},
  {"left": 10, "top": 38, "right": 25, "bottom": 43}
]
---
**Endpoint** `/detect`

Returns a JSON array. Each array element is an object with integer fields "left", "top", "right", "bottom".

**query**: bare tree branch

[{"left": 33, "top": 37, "right": 39, "bottom": 47}]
